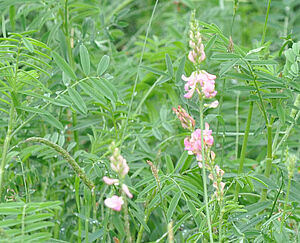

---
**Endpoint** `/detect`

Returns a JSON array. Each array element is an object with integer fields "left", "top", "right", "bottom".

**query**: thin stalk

[
  {"left": 261, "top": 123, "right": 273, "bottom": 201},
  {"left": 120, "top": 0, "right": 159, "bottom": 146},
  {"left": 261, "top": 0, "right": 272, "bottom": 46},
  {"left": 234, "top": 101, "right": 254, "bottom": 201},
  {"left": 218, "top": 202, "right": 224, "bottom": 243},
  {"left": 235, "top": 92, "right": 240, "bottom": 160},
  {"left": 281, "top": 173, "right": 292, "bottom": 231},
  {"left": 64, "top": 0, "right": 79, "bottom": 152},
  {"left": 199, "top": 98, "right": 213, "bottom": 243},
  {"left": 0, "top": 105, "right": 15, "bottom": 200},
  {"left": 123, "top": 192, "right": 132, "bottom": 243},
  {"left": 24, "top": 137, "right": 95, "bottom": 190},
  {"left": 136, "top": 192, "right": 152, "bottom": 243}
]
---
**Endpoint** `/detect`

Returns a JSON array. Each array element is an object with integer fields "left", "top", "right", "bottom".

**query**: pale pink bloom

[
  {"left": 110, "top": 154, "right": 129, "bottom": 177},
  {"left": 220, "top": 182, "right": 225, "bottom": 191},
  {"left": 182, "top": 71, "right": 217, "bottom": 99},
  {"left": 122, "top": 184, "right": 133, "bottom": 198},
  {"left": 204, "top": 100, "right": 219, "bottom": 108},
  {"left": 208, "top": 173, "right": 214, "bottom": 181},
  {"left": 188, "top": 50, "right": 196, "bottom": 63},
  {"left": 198, "top": 161, "right": 203, "bottom": 168},
  {"left": 210, "top": 151, "right": 216, "bottom": 161},
  {"left": 104, "top": 195, "right": 124, "bottom": 211},
  {"left": 215, "top": 165, "right": 224, "bottom": 177},
  {"left": 103, "top": 176, "right": 119, "bottom": 185},
  {"left": 213, "top": 182, "right": 218, "bottom": 189}
]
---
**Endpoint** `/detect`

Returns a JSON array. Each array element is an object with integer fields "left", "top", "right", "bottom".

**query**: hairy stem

[
  {"left": 234, "top": 101, "right": 253, "bottom": 201},
  {"left": 24, "top": 137, "right": 95, "bottom": 190},
  {"left": 199, "top": 98, "right": 213, "bottom": 243}
]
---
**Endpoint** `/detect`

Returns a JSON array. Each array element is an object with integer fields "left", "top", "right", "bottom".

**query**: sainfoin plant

[{"left": 0, "top": 1, "right": 299, "bottom": 242}]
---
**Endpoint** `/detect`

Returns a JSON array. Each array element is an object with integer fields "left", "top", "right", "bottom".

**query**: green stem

[
  {"left": 261, "top": 0, "right": 272, "bottom": 46},
  {"left": 218, "top": 202, "right": 224, "bottom": 243},
  {"left": 123, "top": 192, "right": 132, "bottom": 243},
  {"left": 199, "top": 98, "right": 213, "bottom": 243},
  {"left": 72, "top": 111, "right": 79, "bottom": 151},
  {"left": 24, "top": 137, "right": 95, "bottom": 190},
  {"left": 0, "top": 105, "right": 15, "bottom": 200},
  {"left": 281, "top": 174, "right": 292, "bottom": 231},
  {"left": 234, "top": 101, "right": 253, "bottom": 201},
  {"left": 261, "top": 123, "right": 273, "bottom": 201}
]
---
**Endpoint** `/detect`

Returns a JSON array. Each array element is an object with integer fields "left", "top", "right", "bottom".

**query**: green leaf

[
  {"left": 165, "top": 53, "right": 173, "bottom": 77},
  {"left": 130, "top": 209, "right": 150, "bottom": 232},
  {"left": 276, "top": 102, "right": 285, "bottom": 124},
  {"left": 79, "top": 44, "right": 90, "bottom": 76},
  {"left": 167, "top": 191, "right": 181, "bottom": 222},
  {"left": 40, "top": 114, "right": 64, "bottom": 130},
  {"left": 97, "top": 55, "right": 110, "bottom": 76},
  {"left": 23, "top": 38, "right": 34, "bottom": 53},
  {"left": 175, "top": 56, "right": 185, "bottom": 85},
  {"left": 52, "top": 51, "right": 76, "bottom": 80},
  {"left": 68, "top": 87, "right": 88, "bottom": 115},
  {"left": 174, "top": 151, "right": 188, "bottom": 172}
]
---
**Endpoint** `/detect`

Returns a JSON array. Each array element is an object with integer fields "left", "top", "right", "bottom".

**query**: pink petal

[
  {"left": 104, "top": 195, "right": 124, "bottom": 211},
  {"left": 122, "top": 184, "right": 133, "bottom": 198},
  {"left": 103, "top": 176, "right": 119, "bottom": 185}
]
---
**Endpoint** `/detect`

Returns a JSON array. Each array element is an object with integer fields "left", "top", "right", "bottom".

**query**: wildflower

[
  {"left": 215, "top": 165, "right": 224, "bottom": 177},
  {"left": 182, "top": 71, "right": 217, "bottom": 99},
  {"left": 188, "top": 29, "right": 206, "bottom": 65},
  {"left": 103, "top": 176, "right": 119, "bottom": 185},
  {"left": 204, "top": 100, "right": 219, "bottom": 109},
  {"left": 184, "top": 122, "right": 214, "bottom": 157},
  {"left": 172, "top": 105, "right": 195, "bottom": 130},
  {"left": 122, "top": 184, "right": 133, "bottom": 198},
  {"left": 110, "top": 148, "right": 129, "bottom": 177},
  {"left": 104, "top": 195, "right": 124, "bottom": 211}
]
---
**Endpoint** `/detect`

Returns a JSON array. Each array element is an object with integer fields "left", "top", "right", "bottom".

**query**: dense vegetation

[{"left": 0, "top": 0, "right": 299, "bottom": 242}]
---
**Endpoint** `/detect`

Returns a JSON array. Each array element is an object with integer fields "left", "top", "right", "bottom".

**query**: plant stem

[
  {"left": 234, "top": 101, "right": 253, "bottom": 201},
  {"left": 24, "top": 137, "right": 95, "bottom": 190},
  {"left": 261, "top": 123, "right": 273, "bottom": 201},
  {"left": 261, "top": 0, "right": 272, "bottom": 46},
  {"left": 0, "top": 105, "right": 15, "bottom": 200},
  {"left": 281, "top": 170, "right": 293, "bottom": 231},
  {"left": 199, "top": 98, "right": 213, "bottom": 243},
  {"left": 123, "top": 192, "right": 132, "bottom": 243}
]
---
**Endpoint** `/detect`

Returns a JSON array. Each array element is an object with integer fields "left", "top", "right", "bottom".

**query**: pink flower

[
  {"left": 181, "top": 71, "right": 217, "bottom": 99},
  {"left": 184, "top": 122, "right": 214, "bottom": 155},
  {"left": 104, "top": 195, "right": 124, "bottom": 211},
  {"left": 215, "top": 165, "right": 224, "bottom": 177},
  {"left": 208, "top": 173, "right": 214, "bottom": 181},
  {"left": 204, "top": 100, "right": 219, "bottom": 108},
  {"left": 122, "top": 184, "right": 133, "bottom": 198},
  {"left": 103, "top": 176, "right": 119, "bottom": 185},
  {"left": 172, "top": 105, "right": 195, "bottom": 130}
]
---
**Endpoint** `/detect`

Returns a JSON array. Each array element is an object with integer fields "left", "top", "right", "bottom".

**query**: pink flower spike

[
  {"left": 104, "top": 195, "right": 124, "bottom": 211},
  {"left": 122, "top": 184, "right": 133, "bottom": 198},
  {"left": 103, "top": 176, "right": 119, "bottom": 185}
]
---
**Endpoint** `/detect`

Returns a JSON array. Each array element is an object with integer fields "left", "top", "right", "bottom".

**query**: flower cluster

[
  {"left": 104, "top": 146, "right": 133, "bottom": 211},
  {"left": 208, "top": 165, "right": 225, "bottom": 201},
  {"left": 172, "top": 105, "right": 195, "bottom": 130},
  {"left": 188, "top": 31, "right": 206, "bottom": 64},
  {"left": 173, "top": 13, "right": 226, "bottom": 204},
  {"left": 182, "top": 70, "right": 217, "bottom": 99}
]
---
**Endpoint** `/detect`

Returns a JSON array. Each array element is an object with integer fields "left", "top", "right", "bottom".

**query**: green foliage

[{"left": 0, "top": 0, "right": 299, "bottom": 242}]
